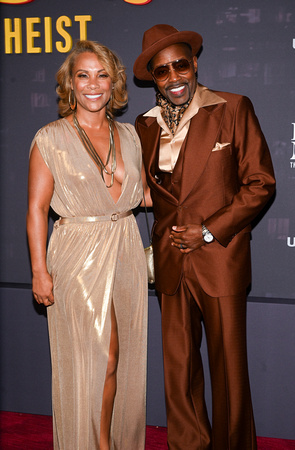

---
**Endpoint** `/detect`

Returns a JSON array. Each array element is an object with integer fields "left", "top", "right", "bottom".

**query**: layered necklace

[{"left": 73, "top": 112, "right": 117, "bottom": 188}]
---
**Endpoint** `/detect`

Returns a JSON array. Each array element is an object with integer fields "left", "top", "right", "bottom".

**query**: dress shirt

[{"left": 144, "top": 84, "right": 226, "bottom": 172}]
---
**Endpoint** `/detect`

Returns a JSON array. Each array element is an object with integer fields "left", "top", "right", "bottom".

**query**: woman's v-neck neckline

[{"left": 63, "top": 117, "right": 126, "bottom": 206}]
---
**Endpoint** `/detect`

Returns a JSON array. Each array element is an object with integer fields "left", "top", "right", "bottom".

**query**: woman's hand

[{"left": 32, "top": 271, "right": 54, "bottom": 306}]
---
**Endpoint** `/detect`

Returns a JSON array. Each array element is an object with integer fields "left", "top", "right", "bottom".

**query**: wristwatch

[{"left": 202, "top": 224, "right": 214, "bottom": 243}]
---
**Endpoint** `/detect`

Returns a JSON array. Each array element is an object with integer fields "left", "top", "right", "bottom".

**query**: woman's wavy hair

[{"left": 56, "top": 40, "right": 128, "bottom": 118}]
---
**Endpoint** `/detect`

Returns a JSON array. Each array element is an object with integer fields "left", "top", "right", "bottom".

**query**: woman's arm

[
  {"left": 26, "top": 143, "right": 55, "bottom": 306},
  {"left": 140, "top": 163, "right": 153, "bottom": 207}
]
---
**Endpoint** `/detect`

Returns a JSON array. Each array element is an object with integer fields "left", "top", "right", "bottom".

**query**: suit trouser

[{"left": 160, "top": 257, "right": 257, "bottom": 450}]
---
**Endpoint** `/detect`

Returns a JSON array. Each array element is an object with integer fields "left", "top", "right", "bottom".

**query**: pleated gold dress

[{"left": 31, "top": 119, "right": 148, "bottom": 450}]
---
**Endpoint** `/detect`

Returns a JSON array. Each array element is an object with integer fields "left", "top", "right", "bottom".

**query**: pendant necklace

[{"left": 73, "top": 112, "right": 117, "bottom": 188}]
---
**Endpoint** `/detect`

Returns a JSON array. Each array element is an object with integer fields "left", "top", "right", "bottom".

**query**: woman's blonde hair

[{"left": 56, "top": 40, "right": 128, "bottom": 118}]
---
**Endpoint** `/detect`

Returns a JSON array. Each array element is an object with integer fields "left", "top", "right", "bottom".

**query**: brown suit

[{"left": 136, "top": 89, "right": 275, "bottom": 449}]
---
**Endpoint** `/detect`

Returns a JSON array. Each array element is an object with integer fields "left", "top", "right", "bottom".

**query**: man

[{"left": 133, "top": 24, "right": 275, "bottom": 450}]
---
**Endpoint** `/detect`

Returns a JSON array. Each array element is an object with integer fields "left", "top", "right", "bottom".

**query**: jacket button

[{"left": 155, "top": 174, "right": 162, "bottom": 185}]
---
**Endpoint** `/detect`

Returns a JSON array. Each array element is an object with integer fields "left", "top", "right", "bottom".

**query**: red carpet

[{"left": 0, "top": 411, "right": 294, "bottom": 449}]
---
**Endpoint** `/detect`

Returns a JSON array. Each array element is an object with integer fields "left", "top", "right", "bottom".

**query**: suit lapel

[
  {"left": 138, "top": 117, "right": 159, "bottom": 178},
  {"left": 179, "top": 103, "right": 226, "bottom": 203},
  {"left": 138, "top": 117, "right": 178, "bottom": 206}
]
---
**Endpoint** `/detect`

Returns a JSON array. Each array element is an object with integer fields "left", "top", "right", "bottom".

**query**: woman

[{"left": 27, "top": 40, "right": 150, "bottom": 450}]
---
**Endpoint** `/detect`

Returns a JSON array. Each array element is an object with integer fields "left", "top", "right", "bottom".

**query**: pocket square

[{"left": 212, "top": 142, "right": 231, "bottom": 152}]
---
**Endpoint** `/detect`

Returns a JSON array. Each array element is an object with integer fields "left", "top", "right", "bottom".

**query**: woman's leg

[{"left": 100, "top": 302, "right": 119, "bottom": 450}]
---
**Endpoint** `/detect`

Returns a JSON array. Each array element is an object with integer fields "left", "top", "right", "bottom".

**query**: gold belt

[{"left": 57, "top": 210, "right": 133, "bottom": 226}]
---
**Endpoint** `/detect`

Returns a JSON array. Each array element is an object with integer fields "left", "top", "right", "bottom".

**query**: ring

[{"left": 180, "top": 243, "right": 183, "bottom": 249}]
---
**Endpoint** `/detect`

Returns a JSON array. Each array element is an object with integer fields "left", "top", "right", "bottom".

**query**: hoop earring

[{"left": 69, "top": 90, "right": 77, "bottom": 111}]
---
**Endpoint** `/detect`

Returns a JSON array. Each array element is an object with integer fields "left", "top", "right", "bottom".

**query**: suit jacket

[{"left": 136, "top": 89, "right": 275, "bottom": 297}]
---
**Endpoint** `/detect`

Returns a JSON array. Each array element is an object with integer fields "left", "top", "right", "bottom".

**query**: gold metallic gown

[{"left": 31, "top": 119, "right": 147, "bottom": 450}]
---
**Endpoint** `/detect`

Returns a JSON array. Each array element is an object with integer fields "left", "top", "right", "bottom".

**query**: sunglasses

[{"left": 152, "top": 58, "right": 193, "bottom": 82}]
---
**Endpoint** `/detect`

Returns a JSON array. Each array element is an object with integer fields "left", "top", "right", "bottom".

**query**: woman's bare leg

[{"left": 100, "top": 302, "right": 119, "bottom": 450}]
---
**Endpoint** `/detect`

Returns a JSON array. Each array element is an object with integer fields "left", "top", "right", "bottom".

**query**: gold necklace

[{"left": 73, "top": 112, "right": 117, "bottom": 188}]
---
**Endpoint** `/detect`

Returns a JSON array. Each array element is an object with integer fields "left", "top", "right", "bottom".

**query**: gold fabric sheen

[
  {"left": 31, "top": 119, "right": 147, "bottom": 450},
  {"left": 159, "top": 125, "right": 190, "bottom": 172},
  {"left": 145, "top": 84, "right": 227, "bottom": 172}
]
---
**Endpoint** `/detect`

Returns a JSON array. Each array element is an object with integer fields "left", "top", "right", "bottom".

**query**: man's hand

[{"left": 170, "top": 224, "right": 204, "bottom": 253}]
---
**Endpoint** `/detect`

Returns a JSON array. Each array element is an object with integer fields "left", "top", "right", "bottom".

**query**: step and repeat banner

[{"left": 0, "top": 0, "right": 294, "bottom": 301}]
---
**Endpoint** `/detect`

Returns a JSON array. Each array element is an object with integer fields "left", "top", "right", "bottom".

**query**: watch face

[{"left": 204, "top": 232, "right": 213, "bottom": 243}]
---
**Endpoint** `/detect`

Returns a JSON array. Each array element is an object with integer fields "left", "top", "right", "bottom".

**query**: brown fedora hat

[{"left": 133, "top": 24, "right": 203, "bottom": 81}]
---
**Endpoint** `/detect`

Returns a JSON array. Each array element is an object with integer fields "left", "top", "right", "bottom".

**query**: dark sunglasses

[{"left": 152, "top": 58, "right": 193, "bottom": 82}]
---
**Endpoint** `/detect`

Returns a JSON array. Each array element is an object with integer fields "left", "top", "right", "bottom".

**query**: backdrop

[{"left": 0, "top": 0, "right": 294, "bottom": 440}]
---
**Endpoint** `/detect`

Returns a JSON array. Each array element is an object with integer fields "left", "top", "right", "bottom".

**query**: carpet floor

[{"left": 0, "top": 411, "right": 294, "bottom": 449}]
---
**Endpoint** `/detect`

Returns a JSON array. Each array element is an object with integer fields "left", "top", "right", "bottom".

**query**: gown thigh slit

[{"left": 99, "top": 300, "right": 119, "bottom": 449}]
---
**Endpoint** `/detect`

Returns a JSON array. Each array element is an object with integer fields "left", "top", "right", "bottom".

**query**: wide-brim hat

[{"left": 133, "top": 24, "right": 203, "bottom": 81}]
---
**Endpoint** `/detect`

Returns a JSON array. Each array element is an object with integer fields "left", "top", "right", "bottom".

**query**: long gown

[{"left": 31, "top": 118, "right": 148, "bottom": 450}]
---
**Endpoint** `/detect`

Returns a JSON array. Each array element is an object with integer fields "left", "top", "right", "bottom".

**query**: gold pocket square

[{"left": 212, "top": 142, "right": 231, "bottom": 152}]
